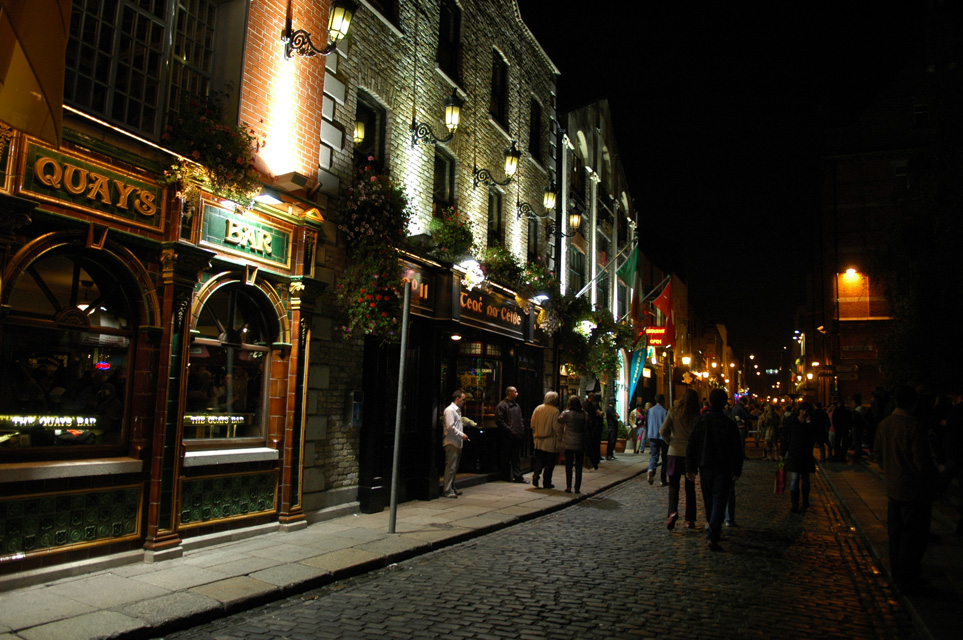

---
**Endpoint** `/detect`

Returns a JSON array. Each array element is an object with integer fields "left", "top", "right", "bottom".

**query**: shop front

[
  {"left": 357, "top": 259, "right": 544, "bottom": 513},
  {"left": 0, "top": 126, "right": 323, "bottom": 574}
]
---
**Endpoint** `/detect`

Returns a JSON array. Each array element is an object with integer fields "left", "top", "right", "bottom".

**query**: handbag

[{"left": 774, "top": 462, "right": 786, "bottom": 495}]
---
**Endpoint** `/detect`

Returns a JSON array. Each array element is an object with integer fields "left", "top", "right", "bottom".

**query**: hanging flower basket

[{"left": 427, "top": 206, "right": 475, "bottom": 262}]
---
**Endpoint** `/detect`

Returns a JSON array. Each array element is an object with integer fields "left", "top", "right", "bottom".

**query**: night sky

[{"left": 518, "top": 0, "right": 931, "bottom": 367}]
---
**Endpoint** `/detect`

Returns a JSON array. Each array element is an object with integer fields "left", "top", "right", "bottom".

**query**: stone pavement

[{"left": 0, "top": 446, "right": 959, "bottom": 640}]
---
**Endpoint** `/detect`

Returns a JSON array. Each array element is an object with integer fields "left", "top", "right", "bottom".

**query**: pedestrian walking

[
  {"left": 531, "top": 391, "right": 562, "bottom": 489},
  {"left": 686, "top": 389, "right": 744, "bottom": 551},
  {"left": 875, "top": 384, "right": 939, "bottom": 595},
  {"left": 760, "top": 404, "right": 781, "bottom": 460},
  {"left": 496, "top": 386, "right": 525, "bottom": 482},
  {"left": 811, "top": 402, "right": 831, "bottom": 462},
  {"left": 558, "top": 395, "right": 587, "bottom": 494},
  {"left": 604, "top": 397, "right": 619, "bottom": 460},
  {"left": 442, "top": 390, "right": 469, "bottom": 498},
  {"left": 629, "top": 399, "right": 645, "bottom": 454},
  {"left": 583, "top": 392, "right": 602, "bottom": 470},
  {"left": 661, "top": 388, "right": 700, "bottom": 529},
  {"left": 780, "top": 402, "right": 819, "bottom": 513},
  {"left": 646, "top": 394, "right": 668, "bottom": 486}
]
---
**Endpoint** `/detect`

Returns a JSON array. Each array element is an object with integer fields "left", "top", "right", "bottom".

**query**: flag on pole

[
  {"left": 616, "top": 246, "right": 638, "bottom": 282},
  {"left": 652, "top": 278, "right": 675, "bottom": 348}
]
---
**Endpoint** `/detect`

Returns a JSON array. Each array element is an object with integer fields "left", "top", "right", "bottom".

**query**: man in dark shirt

[
  {"left": 686, "top": 389, "right": 743, "bottom": 551},
  {"left": 495, "top": 386, "right": 525, "bottom": 482},
  {"left": 604, "top": 397, "right": 619, "bottom": 460}
]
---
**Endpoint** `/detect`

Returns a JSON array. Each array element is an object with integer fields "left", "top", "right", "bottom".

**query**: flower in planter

[
  {"left": 337, "top": 159, "right": 410, "bottom": 255},
  {"left": 160, "top": 91, "right": 263, "bottom": 209},
  {"left": 427, "top": 206, "right": 475, "bottom": 262}
]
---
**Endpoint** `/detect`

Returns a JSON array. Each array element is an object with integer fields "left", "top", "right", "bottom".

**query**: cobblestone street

[{"left": 159, "top": 455, "right": 918, "bottom": 640}]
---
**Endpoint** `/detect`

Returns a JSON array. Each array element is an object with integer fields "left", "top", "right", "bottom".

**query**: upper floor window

[
  {"left": 355, "top": 91, "right": 387, "bottom": 171},
  {"left": 366, "top": 0, "right": 399, "bottom": 24},
  {"left": 528, "top": 99, "right": 543, "bottom": 163},
  {"left": 437, "top": 0, "right": 461, "bottom": 82},
  {"left": 487, "top": 188, "right": 503, "bottom": 247},
  {"left": 433, "top": 147, "right": 456, "bottom": 214},
  {"left": 571, "top": 153, "right": 586, "bottom": 196},
  {"left": 490, "top": 51, "right": 508, "bottom": 127},
  {"left": 568, "top": 246, "right": 585, "bottom": 295},
  {"left": 64, "top": 0, "right": 245, "bottom": 141}
]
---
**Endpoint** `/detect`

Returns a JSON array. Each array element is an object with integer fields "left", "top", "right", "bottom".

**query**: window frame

[
  {"left": 355, "top": 91, "right": 388, "bottom": 171},
  {"left": 433, "top": 147, "right": 456, "bottom": 214},
  {"left": 436, "top": 0, "right": 461, "bottom": 82},
  {"left": 489, "top": 50, "right": 509, "bottom": 127},
  {"left": 528, "top": 98, "right": 543, "bottom": 164},
  {"left": 487, "top": 187, "right": 504, "bottom": 248}
]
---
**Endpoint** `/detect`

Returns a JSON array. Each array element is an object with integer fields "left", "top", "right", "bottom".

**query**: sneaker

[
  {"left": 667, "top": 512, "right": 678, "bottom": 530},
  {"left": 724, "top": 520, "right": 737, "bottom": 527},
  {"left": 647, "top": 470, "right": 655, "bottom": 485},
  {"left": 454, "top": 489, "right": 463, "bottom": 496},
  {"left": 660, "top": 481, "right": 669, "bottom": 487},
  {"left": 706, "top": 541, "right": 723, "bottom": 551},
  {"left": 685, "top": 521, "right": 696, "bottom": 529},
  {"left": 444, "top": 492, "right": 458, "bottom": 499}
]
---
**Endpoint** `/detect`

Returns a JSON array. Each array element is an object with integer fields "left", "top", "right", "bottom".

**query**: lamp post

[{"left": 283, "top": 0, "right": 358, "bottom": 59}]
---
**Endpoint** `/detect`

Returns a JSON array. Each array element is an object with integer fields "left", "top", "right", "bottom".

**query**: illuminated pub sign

[
  {"left": 645, "top": 326, "right": 668, "bottom": 346},
  {"left": 20, "top": 141, "right": 163, "bottom": 230},
  {"left": 201, "top": 203, "right": 291, "bottom": 268},
  {"left": 457, "top": 285, "right": 525, "bottom": 340}
]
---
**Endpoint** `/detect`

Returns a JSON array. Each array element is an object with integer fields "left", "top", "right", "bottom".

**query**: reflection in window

[
  {"left": 0, "top": 250, "right": 134, "bottom": 451},
  {"left": 184, "top": 284, "right": 271, "bottom": 442}
]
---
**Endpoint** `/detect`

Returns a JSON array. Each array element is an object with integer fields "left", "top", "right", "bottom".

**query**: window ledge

[
  {"left": 488, "top": 116, "right": 513, "bottom": 143},
  {"left": 183, "top": 447, "right": 279, "bottom": 467},
  {"left": 0, "top": 457, "right": 144, "bottom": 483},
  {"left": 433, "top": 65, "right": 464, "bottom": 94}
]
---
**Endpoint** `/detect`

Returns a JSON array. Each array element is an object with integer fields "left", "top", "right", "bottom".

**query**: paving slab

[
  {"left": 200, "top": 554, "right": 285, "bottom": 578},
  {"left": 17, "top": 611, "right": 147, "bottom": 640},
  {"left": 300, "top": 547, "right": 384, "bottom": 573},
  {"left": 354, "top": 535, "right": 430, "bottom": 558},
  {"left": 249, "top": 563, "right": 330, "bottom": 590},
  {"left": 128, "top": 564, "right": 227, "bottom": 591},
  {"left": 189, "top": 576, "right": 278, "bottom": 608},
  {"left": 246, "top": 543, "right": 326, "bottom": 563},
  {"left": 120, "top": 591, "right": 221, "bottom": 628},
  {"left": 0, "top": 589, "right": 95, "bottom": 631},
  {"left": 43, "top": 574, "right": 171, "bottom": 608}
]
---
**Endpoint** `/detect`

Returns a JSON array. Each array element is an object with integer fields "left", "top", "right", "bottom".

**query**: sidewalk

[
  {"left": 818, "top": 455, "right": 963, "bottom": 640},
  {"left": 0, "top": 454, "right": 648, "bottom": 640}
]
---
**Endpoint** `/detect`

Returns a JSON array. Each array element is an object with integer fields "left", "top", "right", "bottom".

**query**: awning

[{"left": 0, "top": 0, "right": 72, "bottom": 146}]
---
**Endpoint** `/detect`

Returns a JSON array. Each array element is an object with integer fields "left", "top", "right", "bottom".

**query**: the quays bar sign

[
  {"left": 201, "top": 203, "right": 291, "bottom": 268},
  {"left": 20, "top": 141, "right": 163, "bottom": 231},
  {"left": 456, "top": 284, "right": 525, "bottom": 340}
]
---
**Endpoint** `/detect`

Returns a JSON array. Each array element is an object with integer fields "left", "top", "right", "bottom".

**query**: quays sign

[
  {"left": 21, "top": 142, "right": 163, "bottom": 230},
  {"left": 457, "top": 285, "right": 525, "bottom": 340}
]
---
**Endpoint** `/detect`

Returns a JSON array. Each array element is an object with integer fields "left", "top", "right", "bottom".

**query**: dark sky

[{"left": 518, "top": 1, "right": 928, "bottom": 366}]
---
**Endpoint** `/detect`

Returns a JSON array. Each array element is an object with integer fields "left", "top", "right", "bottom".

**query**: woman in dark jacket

[
  {"left": 781, "top": 402, "right": 819, "bottom": 512},
  {"left": 558, "top": 395, "right": 587, "bottom": 494}
]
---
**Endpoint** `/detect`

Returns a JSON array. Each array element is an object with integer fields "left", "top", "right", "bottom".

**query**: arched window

[
  {"left": 0, "top": 249, "right": 135, "bottom": 454},
  {"left": 183, "top": 284, "right": 273, "bottom": 444}
]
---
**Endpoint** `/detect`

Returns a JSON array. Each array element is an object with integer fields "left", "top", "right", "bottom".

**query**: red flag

[{"left": 652, "top": 280, "right": 675, "bottom": 348}]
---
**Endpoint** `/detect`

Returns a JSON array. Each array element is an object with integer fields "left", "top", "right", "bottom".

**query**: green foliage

[
  {"left": 160, "top": 91, "right": 262, "bottom": 208},
  {"left": 479, "top": 244, "right": 523, "bottom": 289},
  {"left": 334, "top": 161, "right": 412, "bottom": 343},
  {"left": 427, "top": 206, "right": 475, "bottom": 262}
]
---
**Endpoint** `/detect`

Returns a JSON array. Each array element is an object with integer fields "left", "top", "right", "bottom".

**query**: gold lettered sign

[
  {"left": 457, "top": 285, "right": 525, "bottom": 340},
  {"left": 201, "top": 203, "right": 291, "bottom": 268},
  {"left": 20, "top": 141, "right": 163, "bottom": 230}
]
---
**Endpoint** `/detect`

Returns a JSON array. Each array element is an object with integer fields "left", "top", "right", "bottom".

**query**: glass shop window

[
  {"left": 0, "top": 250, "right": 134, "bottom": 456},
  {"left": 184, "top": 284, "right": 271, "bottom": 445},
  {"left": 455, "top": 343, "right": 502, "bottom": 430}
]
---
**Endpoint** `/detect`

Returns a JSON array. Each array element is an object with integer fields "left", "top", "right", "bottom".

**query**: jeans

[
  {"left": 726, "top": 481, "right": 736, "bottom": 523},
  {"left": 700, "top": 467, "right": 732, "bottom": 543},
  {"left": 564, "top": 449, "right": 585, "bottom": 492},
  {"left": 789, "top": 471, "right": 811, "bottom": 506},
  {"left": 648, "top": 438, "right": 668, "bottom": 483},
  {"left": 667, "top": 456, "right": 696, "bottom": 523},
  {"left": 887, "top": 497, "right": 932, "bottom": 590}
]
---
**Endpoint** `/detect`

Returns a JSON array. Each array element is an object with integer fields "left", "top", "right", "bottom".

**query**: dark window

[
  {"left": 528, "top": 99, "right": 542, "bottom": 163},
  {"left": 436, "top": 0, "right": 461, "bottom": 81},
  {"left": 64, "top": 0, "right": 243, "bottom": 141},
  {"left": 617, "top": 281, "right": 628, "bottom": 320},
  {"left": 571, "top": 153, "right": 586, "bottom": 196},
  {"left": 597, "top": 268, "right": 610, "bottom": 310},
  {"left": 366, "top": 0, "right": 399, "bottom": 23},
  {"left": 355, "top": 91, "right": 387, "bottom": 170},
  {"left": 487, "top": 188, "right": 503, "bottom": 247},
  {"left": 527, "top": 217, "right": 539, "bottom": 263},
  {"left": 489, "top": 51, "right": 508, "bottom": 126},
  {"left": 185, "top": 284, "right": 273, "bottom": 445},
  {"left": 568, "top": 246, "right": 585, "bottom": 295},
  {"left": 0, "top": 249, "right": 136, "bottom": 458},
  {"left": 433, "top": 148, "right": 456, "bottom": 213}
]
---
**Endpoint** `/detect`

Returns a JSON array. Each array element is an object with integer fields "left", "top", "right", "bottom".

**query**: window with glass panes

[
  {"left": 489, "top": 51, "right": 508, "bottom": 127},
  {"left": 64, "top": 0, "right": 232, "bottom": 140},
  {"left": 487, "top": 188, "right": 503, "bottom": 247},
  {"left": 433, "top": 148, "right": 455, "bottom": 213},
  {"left": 568, "top": 246, "right": 585, "bottom": 294},
  {"left": 527, "top": 217, "right": 538, "bottom": 262},
  {"left": 437, "top": 0, "right": 461, "bottom": 81},
  {"left": 528, "top": 99, "right": 542, "bottom": 163}
]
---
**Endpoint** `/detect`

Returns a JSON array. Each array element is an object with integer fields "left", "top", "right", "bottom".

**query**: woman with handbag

[{"left": 660, "top": 388, "right": 702, "bottom": 530}]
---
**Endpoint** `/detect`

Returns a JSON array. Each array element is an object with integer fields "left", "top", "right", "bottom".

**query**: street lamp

[
  {"left": 473, "top": 141, "right": 521, "bottom": 187},
  {"left": 283, "top": 0, "right": 358, "bottom": 60},
  {"left": 411, "top": 90, "right": 464, "bottom": 146}
]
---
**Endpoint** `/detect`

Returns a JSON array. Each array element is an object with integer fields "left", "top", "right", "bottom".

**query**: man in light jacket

[
  {"left": 530, "top": 391, "right": 562, "bottom": 489},
  {"left": 442, "top": 390, "right": 469, "bottom": 498}
]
